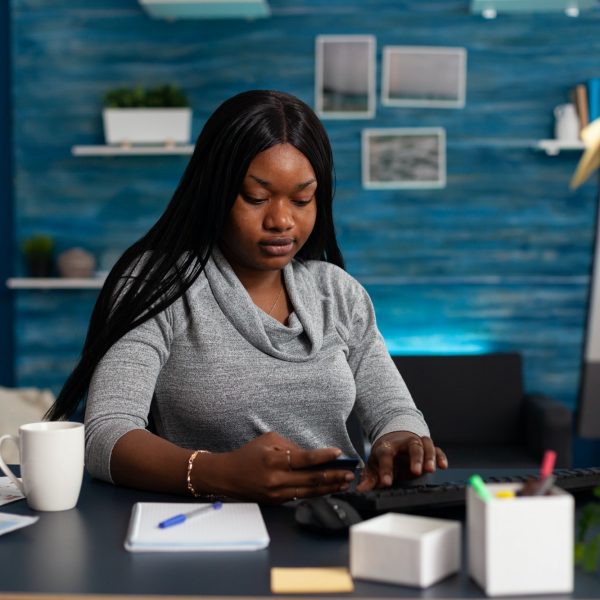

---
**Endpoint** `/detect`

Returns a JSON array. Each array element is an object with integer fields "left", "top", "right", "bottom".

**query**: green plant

[
  {"left": 103, "top": 84, "right": 190, "bottom": 108},
  {"left": 21, "top": 234, "right": 54, "bottom": 258},
  {"left": 575, "top": 486, "right": 600, "bottom": 573}
]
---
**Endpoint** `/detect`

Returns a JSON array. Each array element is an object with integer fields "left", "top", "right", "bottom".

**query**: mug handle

[{"left": 0, "top": 435, "right": 25, "bottom": 495}]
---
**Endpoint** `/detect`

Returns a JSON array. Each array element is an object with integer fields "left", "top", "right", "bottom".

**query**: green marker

[{"left": 469, "top": 474, "right": 493, "bottom": 502}]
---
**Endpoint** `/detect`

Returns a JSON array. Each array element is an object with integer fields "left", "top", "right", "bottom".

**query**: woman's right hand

[{"left": 194, "top": 432, "right": 355, "bottom": 503}]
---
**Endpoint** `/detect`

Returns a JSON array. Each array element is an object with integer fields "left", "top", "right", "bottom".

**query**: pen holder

[{"left": 467, "top": 483, "right": 573, "bottom": 596}]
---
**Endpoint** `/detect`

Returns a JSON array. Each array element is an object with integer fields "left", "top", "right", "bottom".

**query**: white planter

[{"left": 102, "top": 108, "right": 192, "bottom": 145}]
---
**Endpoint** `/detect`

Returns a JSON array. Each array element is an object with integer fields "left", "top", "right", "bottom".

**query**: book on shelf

[
  {"left": 572, "top": 84, "right": 589, "bottom": 132},
  {"left": 588, "top": 77, "right": 600, "bottom": 123}
]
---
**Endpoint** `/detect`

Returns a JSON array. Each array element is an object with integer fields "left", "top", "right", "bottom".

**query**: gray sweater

[{"left": 85, "top": 248, "right": 429, "bottom": 483}]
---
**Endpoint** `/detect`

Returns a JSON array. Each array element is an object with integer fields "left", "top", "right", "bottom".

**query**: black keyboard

[{"left": 334, "top": 467, "right": 600, "bottom": 515}]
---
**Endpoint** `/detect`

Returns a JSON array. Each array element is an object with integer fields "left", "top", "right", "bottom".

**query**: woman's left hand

[{"left": 356, "top": 431, "right": 448, "bottom": 492}]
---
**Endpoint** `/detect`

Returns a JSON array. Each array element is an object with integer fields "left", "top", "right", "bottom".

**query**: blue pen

[{"left": 158, "top": 501, "right": 223, "bottom": 529}]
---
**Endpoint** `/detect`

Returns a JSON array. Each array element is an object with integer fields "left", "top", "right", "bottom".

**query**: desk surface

[{"left": 1, "top": 469, "right": 599, "bottom": 599}]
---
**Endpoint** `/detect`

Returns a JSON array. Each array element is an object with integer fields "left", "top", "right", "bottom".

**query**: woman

[{"left": 48, "top": 90, "right": 447, "bottom": 502}]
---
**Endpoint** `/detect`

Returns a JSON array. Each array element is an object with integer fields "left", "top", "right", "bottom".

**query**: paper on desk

[
  {"left": 0, "top": 477, "right": 25, "bottom": 506},
  {"left": 124, "top": 502, "right": 270, "bottom": 552},
  {"left": 270, "top": 568, "right": 354, "bottom": 594},
  {"left": 0, "top": 512, "right": 38, "bottom": 536}
]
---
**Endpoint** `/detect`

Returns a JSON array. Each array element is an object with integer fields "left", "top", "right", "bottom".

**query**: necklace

[{"left": 267, "top": 286, "right": 284, "bottom": 316}]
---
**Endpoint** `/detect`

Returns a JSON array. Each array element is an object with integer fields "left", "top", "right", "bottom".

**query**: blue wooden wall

[
  {"left": 9, "top": 1, "right": 600, "bottom": 424},
  {"left": 1, "top": 0, "right": 14, "bottom": 386}
]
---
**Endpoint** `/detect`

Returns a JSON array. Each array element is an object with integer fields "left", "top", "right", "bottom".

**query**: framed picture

[
  {"left": 382, "top": 46, "right": 466, "bottom": 108},
  {"left": 315, "top": 35, "right": 376, "bottom": 119},
  {"left": 362, "top": 128, "right": 446, "bottom": 189}
]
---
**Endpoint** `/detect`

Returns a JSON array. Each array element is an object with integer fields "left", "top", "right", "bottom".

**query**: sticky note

[{"left": 270, "top": 567, "right": 354, "bottom": 594}]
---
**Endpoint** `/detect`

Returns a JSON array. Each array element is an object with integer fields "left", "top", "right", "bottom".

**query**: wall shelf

[
  {"left": 71, "top": 140, "right": 584, "bottom": 158},
  {"left": 71, "top": 144, "right": 194, "bottom": 157},
  {"left": 534, "top": 139, "right": 585, "bottom": 156},
  {"left": 7, "top": 277, "right": 105, "bottom": 289}
]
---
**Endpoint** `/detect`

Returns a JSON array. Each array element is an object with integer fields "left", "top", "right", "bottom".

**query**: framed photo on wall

[
  {"left": 362, "top": 128, "right": 446, "bottom": 189},
  {"left": 382, "top": 46, "right": 466, "bottom": 108},
  {"left": 315, "top": 35, "right": 376, "bottom": 119}
]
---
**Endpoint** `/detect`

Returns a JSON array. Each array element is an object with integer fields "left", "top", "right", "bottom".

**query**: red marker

[{"left": 540, "top": 450, "right": 557, "bottom": 479}]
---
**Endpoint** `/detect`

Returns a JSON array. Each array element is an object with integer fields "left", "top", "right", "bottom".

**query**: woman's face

[{"left": 220, "top": 143, "right": 318, "bottom": 276}]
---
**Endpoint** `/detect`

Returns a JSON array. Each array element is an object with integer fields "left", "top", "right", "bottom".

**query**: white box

[
  {"left": 467, "top": 483, "right": 574, "bottom": 596},
  {"left": 350, "top": 513, "right": 461, "bottom": 588},
  {"left": 102, "top": 108, "right": 192, "bottom": 145}
]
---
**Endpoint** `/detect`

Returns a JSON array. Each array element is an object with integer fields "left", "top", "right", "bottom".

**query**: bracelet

[{"left": 186, "top": 449, "right": 211, "bottom": 498}]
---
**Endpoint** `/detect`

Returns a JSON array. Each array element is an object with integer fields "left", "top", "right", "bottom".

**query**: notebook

[{"left": 124, "top": 502, "right": 270, "bottom": 552}]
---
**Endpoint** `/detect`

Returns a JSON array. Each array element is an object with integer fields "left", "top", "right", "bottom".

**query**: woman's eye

[
  {"left": 293, "top": 198, "right": 313, "bottom": 206},
  {"left": 242, "top": 193, "right": 267, "bottom": 204}
]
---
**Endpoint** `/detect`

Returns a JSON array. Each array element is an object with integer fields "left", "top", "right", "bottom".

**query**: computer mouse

[{"left": 294, "top": 496, "right": 363, "bottom": 535}]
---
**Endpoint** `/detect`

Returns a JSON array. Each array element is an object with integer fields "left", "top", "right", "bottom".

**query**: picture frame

[
  {"left": 362, "top": 128, "right": 446, "bottom": 189},
  {"left": 382, "top": 46, "right": 467, "bottom": 108},
  {"left": 315, "top": 34, "right": 376, "bottom": 119}
]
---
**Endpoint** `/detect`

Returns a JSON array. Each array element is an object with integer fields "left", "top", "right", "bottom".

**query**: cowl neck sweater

[{"left": 205, "top": 247, "right": 323, "bottom": 362}]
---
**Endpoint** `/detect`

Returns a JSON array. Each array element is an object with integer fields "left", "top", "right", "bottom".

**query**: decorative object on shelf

[
  {"left": 102, "top": 84, "right": 192, "bottom": 146},
  {"left": 572, "top": 84, "right": 590, "bottom": 132},
  {"left": 56, "top": 248, "right": 96, "bottom": 279},
  {"left": 570, "top": 118, "right": 600, "bottom": 188},
  {"left": 589, "top": 78, "right": 600, "bottom": 122},
  {"left": 21, "top": 235, "right": 54, "bottom": 278},
  {"left": 575, "top": 486, "right": 600, "bottom": 574},
  {"left": 554, "top": 103, "right": 581, "bottom": 142},
  {"left": 138, "top": 0, "right": 270, "bottom": 20}
]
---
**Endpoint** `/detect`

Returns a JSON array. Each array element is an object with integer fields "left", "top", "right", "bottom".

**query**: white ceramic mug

[{"left": 0, "top": 422, "right": 84, "bottom": 511}]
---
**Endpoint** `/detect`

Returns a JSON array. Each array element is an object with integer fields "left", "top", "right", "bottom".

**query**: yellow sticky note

[{"left": 270, "top": 567, "right": 354, "bottom": 594}]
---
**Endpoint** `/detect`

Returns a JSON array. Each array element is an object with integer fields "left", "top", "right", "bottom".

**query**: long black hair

[{"left": 48, "top": 90, "right": 344, "bottom": 420}]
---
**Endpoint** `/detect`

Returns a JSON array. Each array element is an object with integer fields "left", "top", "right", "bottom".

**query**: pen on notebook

[
  {"left": 158, "top": 501, "right": 223, "bottom": 529},
  {"left": 469, "top": 474, "right": 493, "bottom": 502}
]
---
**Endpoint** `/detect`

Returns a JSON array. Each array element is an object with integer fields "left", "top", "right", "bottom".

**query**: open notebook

[{"left": 124, "top": 502, "right": 270, "bottom": 552}]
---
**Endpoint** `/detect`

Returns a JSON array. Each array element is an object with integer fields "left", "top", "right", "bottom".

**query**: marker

[
  {"left": 495, "top": 489, "right": 516, "bottom": 499},
  {"left": 158, "top": 501, "right": 223, "bottom": 529},
  {"left": 540, "top": 450, "right": 557, "bottom": 479},
  {"left": 469, "top": 474, "right": 493, "bottom": 502}
]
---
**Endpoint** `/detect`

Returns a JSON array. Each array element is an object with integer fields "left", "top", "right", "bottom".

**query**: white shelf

[
  {"left": 7, "top": 277, "right": 105, "bottom": 289},
  {"left": 71, "top": 144, "right": 194, "bottom": 156},
  {"left": 535, "top": 139, "right": 585, "bottom": 156}
]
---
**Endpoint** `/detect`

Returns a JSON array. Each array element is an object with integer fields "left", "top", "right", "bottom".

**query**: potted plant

[
  {"left": 575, "top": 486, "right": 600, "bottom": 574},
  {"left": 21, "top": 234, "right": 54, "bottom": 277},
  {"left": 102, "top": 84, "right": 192, "bottom": 146}
]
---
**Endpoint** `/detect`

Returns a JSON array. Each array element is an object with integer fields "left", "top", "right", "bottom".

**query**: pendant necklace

[{"left": 267, "top": 286, "right": 284, "bottom": 316}]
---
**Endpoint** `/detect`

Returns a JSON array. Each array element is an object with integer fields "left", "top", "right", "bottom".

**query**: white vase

[{"left": 554, "top": 103, "right": 580, "bottom": 142}]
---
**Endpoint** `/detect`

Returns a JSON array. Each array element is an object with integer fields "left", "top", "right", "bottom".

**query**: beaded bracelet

[{"left": 186, "top": 449, "right": 211, "bottom": 498}]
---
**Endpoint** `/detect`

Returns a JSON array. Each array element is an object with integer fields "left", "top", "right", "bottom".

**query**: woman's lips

[{"left": 259, "top": 238, "right": 295, "bottom": 256}]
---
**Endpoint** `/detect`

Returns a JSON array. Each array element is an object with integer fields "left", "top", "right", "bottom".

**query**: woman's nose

[{"left": 264, "top": 199, "right": 293, "bottom": 230}]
